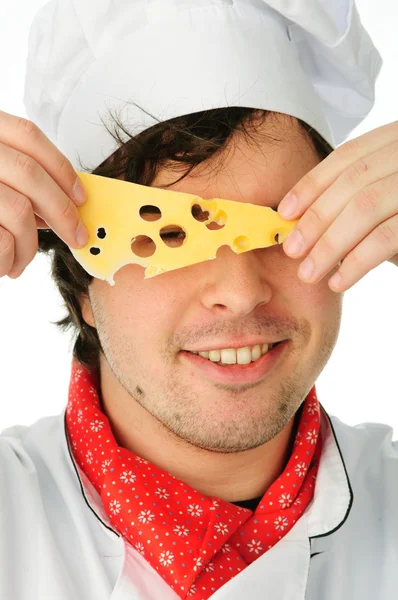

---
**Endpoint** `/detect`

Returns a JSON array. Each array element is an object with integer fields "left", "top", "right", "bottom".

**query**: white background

[{"left": 0, "top": 0, "right": 397, "bottom": 434}]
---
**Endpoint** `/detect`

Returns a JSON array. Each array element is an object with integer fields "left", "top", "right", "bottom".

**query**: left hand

[{"left": 278, "top": 120, "right": 398, "bottom": 293}]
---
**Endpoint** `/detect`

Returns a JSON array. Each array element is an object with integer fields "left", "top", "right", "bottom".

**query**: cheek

[
  {"left": 266, "top": 245, "right": 338, "bottom": 299},
  {"left": 296, "top": 281, "right": 342, "bottom": 333},
  {"left": 112, "top": 265, "right": 190, "bottom": 331},
  {"left": 268, "top": 249, "right": 339, "bottom": 315}
]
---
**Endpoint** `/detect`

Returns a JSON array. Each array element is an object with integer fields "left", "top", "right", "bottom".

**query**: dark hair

[{"left": 37, "top": 107, "right": 333, "bottom": 373}]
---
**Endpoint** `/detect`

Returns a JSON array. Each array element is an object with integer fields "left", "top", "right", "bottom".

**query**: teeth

[
  {"left": 251, "top": 344, "right": 262, "bottom": 361},
  {"left": 237, "top": 347, "right": 252, "bottom": 365},
  {"left": 196, "top": 343, "right": 274, "bottom": 366},
  {"left": 220, "top": 349, "right": 237, "bottom": 364},
  {"left": 209, "top": 350, "right": 221, "bottom": 362}
]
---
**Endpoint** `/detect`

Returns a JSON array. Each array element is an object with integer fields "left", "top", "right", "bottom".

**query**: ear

[{"left": 79, "top": 294, "right": 96, "bottom": 328}]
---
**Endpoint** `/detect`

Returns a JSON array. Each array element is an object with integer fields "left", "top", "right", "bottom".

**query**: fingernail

[
  {"left": 73, "top": 176, "right": 87, "bottom": 205},
  {"left": 284, "top": 229, "right": 303, "bottom": 255},
  {"left": 329, "top": 272, "right": 342, "bottom": 289},
  {"left": 76, "top": 219, "right": 89, "bottom": 247},
  {"left": 298, "top": 257, "right": 315, "bottom": 281},
  {"left": 279, "top": 193, "right": 298, "bottom": 218}
]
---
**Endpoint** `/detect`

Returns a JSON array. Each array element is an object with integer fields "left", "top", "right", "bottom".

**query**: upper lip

[{"left": 183, "top": 338, "right": 287, "bottom": 353}]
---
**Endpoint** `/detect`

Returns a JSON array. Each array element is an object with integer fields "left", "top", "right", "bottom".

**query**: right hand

[{"left": 0, "top": 109, "right": 90, "bottom": 280}]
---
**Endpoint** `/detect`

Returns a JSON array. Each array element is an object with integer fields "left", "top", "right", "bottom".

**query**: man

[{"left": 1, "top": 0, "right": 398, "bottom": 599}]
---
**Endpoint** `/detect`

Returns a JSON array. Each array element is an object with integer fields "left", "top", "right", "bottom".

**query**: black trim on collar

[
  {"left": 63, "top": 409, "right": 121, "bottom": 539},
  {"left": 308, "top": 405, "right": 354, "bottom": 540}
]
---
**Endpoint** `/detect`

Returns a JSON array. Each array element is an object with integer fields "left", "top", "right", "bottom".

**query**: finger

[
  {"left": 278, "top": 120, "right": 398, "bottom": 220},
  {"left": 0, "top": 182, "right": 38, "bottom": 277},
  {"left": 35, "top": 215, "right": 49, "bottom": 229},
  {"left": 283, "top": 140, "right": 398, "bottom": 258},
  {"left": 327, "top": 213, "right": 398, "bottom": 292},
  {"left": 0, "top": 141, "right": 88, "bottom": 250},
  {"left": 296, "top": 173, "right": 398, "bottom": 284},
  {"left": 0, "top": 111, "right": 85, "bottom": 205},
  {"left": 0, "top": 225, "right": 15, "bottom": 277}
]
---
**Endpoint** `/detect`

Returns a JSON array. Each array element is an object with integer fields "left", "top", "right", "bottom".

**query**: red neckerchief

[{"left": 66, "top": 357, "right": 323, "bottom": 599}]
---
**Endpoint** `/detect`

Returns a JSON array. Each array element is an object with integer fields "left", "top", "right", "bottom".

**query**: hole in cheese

[
  {"left": 274, "top": 232, "right": 280, "bottom": 243},
  {"left": 206, "top": 209, "right": 227, "bottom": 230},
  {"left": 159, "top": 225, "right": 186, "bottom": 248},
  {"left": 131, "top": 235, "right": 156, "bottom": 257},
  {"left": 139, "top": 205, "right": 162, "bottom": 221},
  {"left": 206, "top": 221, "right": 224, "bottom": 230},
  {"left": 97, "top": 227, "right": 107, "bottom": 239},
  {"left": 233, "top": 235, "right": 251, "bottom": 252},
  {"left": 192, "top": 204, "right": 210, "bottom": 222}
]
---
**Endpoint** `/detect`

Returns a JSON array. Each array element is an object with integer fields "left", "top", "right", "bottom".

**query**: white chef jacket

[{"left": 0, "top": 403, "right": 397, "bottom": 600}]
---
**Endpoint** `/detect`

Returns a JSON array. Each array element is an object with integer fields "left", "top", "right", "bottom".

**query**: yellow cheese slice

[{"left": 69, "top": 172, "right": 298, "bottom": 286}]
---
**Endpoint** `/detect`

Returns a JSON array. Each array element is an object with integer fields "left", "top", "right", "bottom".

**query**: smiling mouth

[
  {"left": 179, "top": 340, "right": 288, "bottom": 386},
  {"left": 186, "top": 342, "right": 282, "bottom": 367}
]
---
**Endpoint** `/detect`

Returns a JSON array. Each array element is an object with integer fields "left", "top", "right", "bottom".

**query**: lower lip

[{"left": 179, "top": 341, "right": 288, "bottom": 386}]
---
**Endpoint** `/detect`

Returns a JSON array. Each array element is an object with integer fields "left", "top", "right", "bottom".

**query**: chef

[{"left": 1, "top": 0, "right": 398, "bottom": 599}]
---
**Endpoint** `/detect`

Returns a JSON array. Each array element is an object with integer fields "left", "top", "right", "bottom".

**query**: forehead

[{"left": 152, "top": 115, "right": 320, "bottom": 208}]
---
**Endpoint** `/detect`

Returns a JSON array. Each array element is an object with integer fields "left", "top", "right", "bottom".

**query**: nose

[{"left": 200, "top": 245, "right": 272, "bottom": 318}]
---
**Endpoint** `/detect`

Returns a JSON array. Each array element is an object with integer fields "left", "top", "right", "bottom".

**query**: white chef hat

[{"left": 23, "top": 0, "right": 382, "bottom": 173}]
